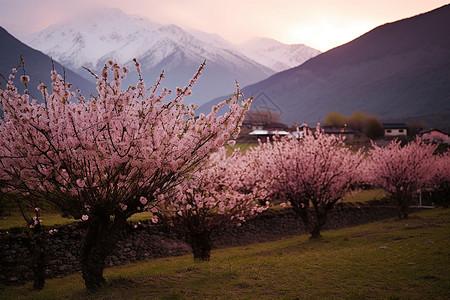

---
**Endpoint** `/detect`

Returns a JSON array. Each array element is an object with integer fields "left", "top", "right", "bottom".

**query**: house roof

[
  {"left": 382, "top": 123, "right": 407, "bottom": 129},
  {"left": 242, "top": 121, "right": 266, "bottom": 126},
  {"left": 418, "top": 128, "right": 449, "bottom": 136},
  {"left": 322, "top": 127, "right": 355, "bottom": 134},
  {"left": 249, "top": 130, "right": 269, "bottom": 135},
  {"left": 242, "top": 121, "right": 288, "bottom": 129},
  {"left": 249, "top": 130, "right": 291, "bottom": 136}
]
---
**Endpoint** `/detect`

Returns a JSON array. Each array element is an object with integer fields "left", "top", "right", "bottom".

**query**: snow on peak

[
  {"left": 239, "top": 37, "right": 322, "bottom": 72},
  {"left": 24, "top": 8, "right": 320, "bottom": 74},
  {"left": 24, "top": 8, "right": 169, "bottom": 69}
]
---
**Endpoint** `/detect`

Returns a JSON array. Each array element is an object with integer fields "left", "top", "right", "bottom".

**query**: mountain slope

[
  {"left": 23, "top": 8, "right": 320, "bottom": 106},
  {"left": 199, "top": 4, "right": 450, "bottom": 128},
  {"left": 0, "top": 27, "right": 96, "bottom": 101}
]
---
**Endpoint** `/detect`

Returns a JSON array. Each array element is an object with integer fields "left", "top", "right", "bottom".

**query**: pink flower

[
  {"left": 76, "top": 179, "right": 86, "bottom": 188},
  {"left": 140, "top": 196, "right": 148, "bottom": 205},
  {"left": 227, "top": 140, "right": 236, "bottom": 147},
  {"left": 20, "top": 75, "right": 30, "bottom": 84},
  {"left": 81, "top": 215, "right": 89, "bottom": 221}
]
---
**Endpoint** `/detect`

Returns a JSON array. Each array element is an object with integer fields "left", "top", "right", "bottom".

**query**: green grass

[
  {"left": 0, "top": 212, "right": 154, "bottom": 231},
  {"left": 225, "top": 142, "right": 258, "bottom": 155},
  {"left": 0, "top": 212, "right": 76, "bottom": 231},
  {"left": 1, "top": 208, "right": 449, "bottom": 299},
  {"left": 342, "top": 188, "right": 387, "bottom": 204}
]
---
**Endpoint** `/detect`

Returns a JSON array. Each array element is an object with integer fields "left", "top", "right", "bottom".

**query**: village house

[
  {"left": 247, "top": 121, "right": 290, "bottom": 140},
  {"left": 321, "top": 126, "right": 356, "bottom": 140},
  {"left": 383, "top": 123, "right": 408, "bottom": 137},
  {"left": 418, "top": 128, "right": 450, "bottom": 144}
]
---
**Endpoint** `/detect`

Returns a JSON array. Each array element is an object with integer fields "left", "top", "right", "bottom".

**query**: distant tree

[
  {"left": 0, "top": 60, "right": 251, "bottom": 290},
  {"left": 254, "top": 129, "right": 363, "bottom": 238},
  {"left": 432, "top": 151, "right": 450, "bottom": 208},
  {"left": 364, "top": 116, "right": 384, "bottom": 140},
  {"left": 364, "top": 138, "right": 437, "bottom": 218},
  {"left": 153, "top": 147, "right": 268, "bottom": 261},
  {"left": 347, "top": 111, "right": 368, "bottom": 133},
  {"left": 406, "top": 121, "right": 428, "bottom": 137},
  {"left": 324, "top": 110, "right": 386, "bottom": 140},
  {"left": 323, "top": 111, "right": 346, "bottom": 128}
]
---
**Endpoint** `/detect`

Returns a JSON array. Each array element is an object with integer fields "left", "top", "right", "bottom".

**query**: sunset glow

[{"left": 285, "top": 18, "right": 375, "bottom": 50}]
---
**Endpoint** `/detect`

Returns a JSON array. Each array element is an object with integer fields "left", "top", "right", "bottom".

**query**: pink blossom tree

[
  {"left": 364, "top": 138, "right": 437, "bottom": 219},
  {"left": 152, "top": 146, "right": 269, "bottom": 261},
  {"left": 0, "top": 60, "right": 251, "bottom": 290},
  {"left": 432, "top": 151, "right": 450, "bottom": 208},
  {"left": 253, "top": 129, "right": 364, "bottom": 238}
]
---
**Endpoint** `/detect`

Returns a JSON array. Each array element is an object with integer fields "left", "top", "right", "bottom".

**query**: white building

[{"left": 383, "top": 123, "right": 408, "bottom": 137}]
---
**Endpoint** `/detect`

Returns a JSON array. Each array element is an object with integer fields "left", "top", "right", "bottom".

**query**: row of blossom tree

[
  {"left": 244, "top": 133, "right": 447, "bottom": 238},
  {"left": 1, "top": 60, "right": 449, "bottom": 291}
]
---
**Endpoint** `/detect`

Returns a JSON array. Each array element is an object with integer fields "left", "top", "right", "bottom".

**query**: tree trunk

[
  {"left": 440, "top": 188, "right": 449, "bottom": 208},
  {"left": 309, "top": 206, "right": 328, "bottom": 239},
  {"left": 80, "top": 214, "right": 127, "bottom": 291},
  {"left": 396, "top": 193, "right": 410, "bottom": 219},
  {"left": 188, "top": 231, "right": 212, "bottom": 261},
  {"left": 26, "top": 224, "right": 46, "bottom": 290},
  {"left": 291, "top": 201, "right": 310, "bottom": 234}
]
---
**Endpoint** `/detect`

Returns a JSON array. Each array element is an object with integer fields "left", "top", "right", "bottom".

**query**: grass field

[
  {"left": 1, "top": 208, "right": 448, "bottom": 299},
  {"left": 341, "top": 188, "right": 386, "bottom": 203}
]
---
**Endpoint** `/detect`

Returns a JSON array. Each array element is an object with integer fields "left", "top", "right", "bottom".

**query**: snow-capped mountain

[
  {"left": 23, "top": 8, "right": 320, "bottom": 105},
  {"left": 239, "top": 37, "right": 322, "bottom": 72}
]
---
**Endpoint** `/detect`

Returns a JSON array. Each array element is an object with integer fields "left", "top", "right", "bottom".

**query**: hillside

[
  {"left": 199, "top": 4, "right": 450, "bottom": 129},
  {"left": 0, "top": 27, "right": 96, "bottom": 102}
]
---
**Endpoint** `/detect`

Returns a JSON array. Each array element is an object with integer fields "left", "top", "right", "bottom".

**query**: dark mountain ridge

[{"left": 199, "top": 4, "right": 450, "bottom": 129}]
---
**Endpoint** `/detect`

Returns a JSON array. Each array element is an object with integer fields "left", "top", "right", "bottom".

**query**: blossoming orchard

[
  {"left": 0, "top": 60, "right": 250, "bottom": 290},
  {"left": 0, "top": 59, "right": 449, "bottom": 292}
]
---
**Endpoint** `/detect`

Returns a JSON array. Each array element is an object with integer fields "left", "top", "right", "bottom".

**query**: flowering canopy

[
  {"left": 432, "top": 151, "right": 450, "bottom": 207},
  {"left": 364, "top": 138, "right": 437, "bottom": 218},
  {"left": 0, "top": 60, "right": 251, "bottom": 220},
  {"left": 250, "top": 129, "right": 364, "bottom": 238},
  {"left": 0, "top": 59, "right": 251, "bottom": 290},
  {"left": 153, "top": 146, "right": 268, "bottom": 260},
  {"left": 154, "top": 147, "right": 268, "bottom": 224}
]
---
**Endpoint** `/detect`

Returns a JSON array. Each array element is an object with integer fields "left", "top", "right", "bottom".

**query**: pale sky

[{"left": 1, "top": 0, "right": 448, "bottom": 51}]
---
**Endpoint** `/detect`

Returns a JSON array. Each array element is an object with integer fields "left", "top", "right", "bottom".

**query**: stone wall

[{"left": 0, "top": 201, "right": 403, "bottom": 286}]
